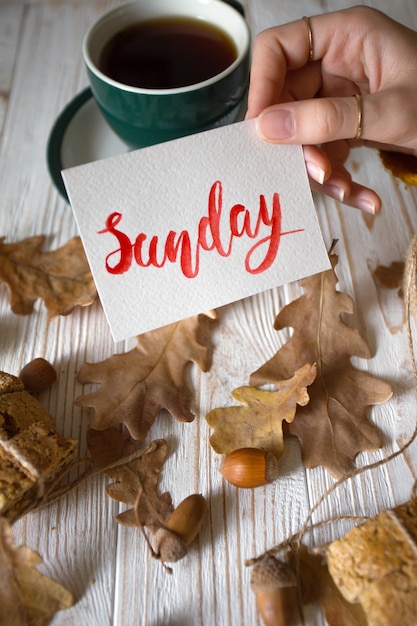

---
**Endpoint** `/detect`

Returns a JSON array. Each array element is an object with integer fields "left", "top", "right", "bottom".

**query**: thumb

[
  {"left": 256, "top": 95, "right": 362, "bottom": 145},
  {"left": 257, "top": 90, "right": 417, "bottom": 150}
]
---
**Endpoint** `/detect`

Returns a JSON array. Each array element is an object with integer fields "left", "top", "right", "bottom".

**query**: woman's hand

[{"left": 246, "top": 6, "right": 417, "bottom": 213}]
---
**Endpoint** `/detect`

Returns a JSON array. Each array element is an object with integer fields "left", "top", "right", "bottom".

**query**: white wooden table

[{"left": 1, "top": 0, "right": 417, "bottom": 624}]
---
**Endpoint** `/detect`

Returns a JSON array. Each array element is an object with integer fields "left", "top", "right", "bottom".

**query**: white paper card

[{"left": 63, "top": 119, "right": 330, "bottom": 342}]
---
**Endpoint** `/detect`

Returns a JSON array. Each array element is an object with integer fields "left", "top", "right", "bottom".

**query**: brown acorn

[
  {"left": 19, "top": 358, "right": 57, "bottom": 393},
  {"left": 250, "top": 556, "right": 301, "bottom": 626},
  {"left": 220, "top": 447, "right": 279, "bottom": 488},
  {"left": 154, "top": 494, "right": 208, "bottom": 563}
]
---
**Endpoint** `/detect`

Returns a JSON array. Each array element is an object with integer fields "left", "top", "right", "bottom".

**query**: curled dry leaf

[
  {"left": 77, "top": 311, "right": 217, "bottom": 440},
  {"left": 250, "top": 254, "right": 393, "bottom": 478},
  {"left": 379, "top": 149, "right": 417, "bottom": 184},
  {"left": 206, "top": 363, "right": 316, "bottom": 457},
  {"left": 0, "top": 371, "right": 77, "bottom": 523},
  {"left": 0, "top": 516, "right": 74, "bottom": 626},
  {"left": 326, "top": 498, "right": 417, "bottom": 626},
  {"left": 87, "top": 428, "right": 173, "bottom": 532},
  {"left": 0, "top": 235, "right": 97, "bottom": 317}
]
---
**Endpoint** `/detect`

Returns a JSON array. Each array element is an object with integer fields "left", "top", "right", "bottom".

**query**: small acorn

[
  {"left": 250, "top": 556, "right": 301, "bottom": 626},
  {"left": 154, "top": 493, "right": 208, "bottom": 563},
  {"left": 19, "top": 358, "right": 57, "bottom": 393},
  {"left": 220, "top": 447, "right": 279, "bottom": 488}
]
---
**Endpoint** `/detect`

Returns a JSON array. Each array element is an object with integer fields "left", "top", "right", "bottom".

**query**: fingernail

[
  {"left": 323, "top": 184, "right": 346, "bottom": 202},
  {"left": 356, "top": 198, "right": 377, "bottom": 214},
  {"left": 257, "top": 109, "right": 294, "bottom": 140},
  {"left": 306, "top": 161, "right": 326, "bottom": 185}
]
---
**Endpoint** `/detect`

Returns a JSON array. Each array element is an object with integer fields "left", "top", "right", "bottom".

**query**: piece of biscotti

[
  {"left": 0, "top": 371, "right": 24, "bottom": 394},
  {"left": 0, "top": 370, "right": 77, "bottom": 522},
  {"left": 0, "top": 370, "right": 54, "bottom": 439},
  {"left": 326, "top": 499, "right": 417, "bottom": 626}
]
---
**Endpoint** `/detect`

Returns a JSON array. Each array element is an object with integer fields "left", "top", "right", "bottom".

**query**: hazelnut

[
  {"left": 220, "top": 447, "right": 279, "bottom": 488},
  {"left": 19, "top": 358, "right": 57, "bottom": 393}
]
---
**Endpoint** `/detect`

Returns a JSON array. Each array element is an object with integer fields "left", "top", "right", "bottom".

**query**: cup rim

[{"left": 82, "top": 0, "right": 250, "bottom": 96}]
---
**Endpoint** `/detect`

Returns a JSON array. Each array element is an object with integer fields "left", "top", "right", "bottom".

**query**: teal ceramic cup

[{"left": 82, "top": 0, "right": 250, "bottom": 149}]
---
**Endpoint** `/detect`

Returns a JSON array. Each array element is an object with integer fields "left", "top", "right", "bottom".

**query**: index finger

[
  {"left": 247, "top": 7, "right": 375, "bottom": 119},
  {"left": 247, "top": 18, "right": 313, "bottom": 118}
]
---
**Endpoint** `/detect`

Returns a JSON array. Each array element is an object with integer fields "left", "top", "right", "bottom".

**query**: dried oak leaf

[
  {"left": 76, "top": 312, "right": 217, "bottom": 440},
  {"left": 0, "top": 235, "right": 96, "bottom": 317},
  {"left": 290, "top": 546, "right": 367, "bottom": 626},
  {"left": 87, "top": 428, "right": 172, "bottom": 532},
  {"left": 326, "top": 499, "right": 417, "bottom": 626},
  {"left": 0, "top": 516, "right": 73, "bottom": 626},
  {"left": 206, "top": 363, "right": 316, "bottom": 456},
  {"left": 250, "top": 254, "right": 393, "bottom": 478}
]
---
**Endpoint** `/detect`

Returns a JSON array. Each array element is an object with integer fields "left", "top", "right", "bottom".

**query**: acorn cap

[
  {"left": 250, "top": 556, "right": 297, "bottom": 593},
  {"left": 154, "top": 527, "right": 188, "bottom": 563},
  {"left": 264, "top": 452, "right": 279, "bottom": 483},
  {"left": 154, "top": 494, "right": 208, "bottom": 563}
]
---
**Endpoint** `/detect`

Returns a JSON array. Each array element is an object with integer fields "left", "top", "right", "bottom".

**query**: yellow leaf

[{"left": 206, "top": 363, "right": 316, "bottom": 456}]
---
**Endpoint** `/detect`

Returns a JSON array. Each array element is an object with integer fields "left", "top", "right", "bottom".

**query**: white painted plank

[{"left": 0, "top": 5, "right": 23, "bottom": 137}]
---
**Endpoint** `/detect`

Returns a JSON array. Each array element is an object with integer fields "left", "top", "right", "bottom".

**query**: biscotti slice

[
  {"left": 327, "top": 499, "right": 417, "bottom": 626},
  {"left": 0, "top": 369, "right": 77, "bottom": 522}
]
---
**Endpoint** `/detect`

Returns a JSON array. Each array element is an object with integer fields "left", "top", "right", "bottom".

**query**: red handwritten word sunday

[{"left": 98, "top": 181, "right": 304, "bottom": 279}]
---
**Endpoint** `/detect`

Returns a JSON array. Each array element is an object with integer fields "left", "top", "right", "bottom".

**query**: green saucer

[{"left": 47, "top": 86, "right": 247, "bottom": 202}]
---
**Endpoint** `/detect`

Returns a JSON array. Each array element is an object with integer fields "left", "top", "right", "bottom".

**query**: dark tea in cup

[
  {"left": 83, "top": 0, "right": 250, "bottom": 148},
  {"left": 99, "top": 17, "right": 238, "bottom": 89}
]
